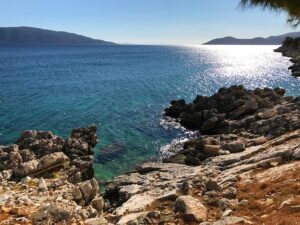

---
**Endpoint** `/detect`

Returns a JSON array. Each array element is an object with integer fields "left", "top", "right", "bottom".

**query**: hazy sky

[{"left": 0, "top": 0, "right": 296, "bottom": 45}]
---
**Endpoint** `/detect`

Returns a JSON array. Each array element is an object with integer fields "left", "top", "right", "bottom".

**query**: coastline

[
  {"left": 275, "top": 37, "right": 300, "bottom": 77},
  {"left": 1, "top": 85, "right": 299, "bottom": 224}
]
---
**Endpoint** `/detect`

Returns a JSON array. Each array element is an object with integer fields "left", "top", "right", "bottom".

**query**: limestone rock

[
  {"left": 85, "top": 217, "right": 109, "bottom": 225},
  {"left": 174, "top": 195, "right": 207, "bottom": 222}
]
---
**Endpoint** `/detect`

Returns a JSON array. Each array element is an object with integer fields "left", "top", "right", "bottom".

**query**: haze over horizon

[{"left": 0, "top": 0, "right": 297, "bottom": 45}]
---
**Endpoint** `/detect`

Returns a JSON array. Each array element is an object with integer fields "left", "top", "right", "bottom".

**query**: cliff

[
  {"left": 0, "top": 86, "right": 299, "bottom": 224},
  {"left": 0, "top": 27, "right": 116, "bottom": 45}
]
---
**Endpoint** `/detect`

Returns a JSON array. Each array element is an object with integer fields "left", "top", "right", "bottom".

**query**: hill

[
  {"left": 204, "top": 32, "right": 300, "bottom": 45},
  {"left": 0, "top": 27, "right": 116, "bottom": 45}
]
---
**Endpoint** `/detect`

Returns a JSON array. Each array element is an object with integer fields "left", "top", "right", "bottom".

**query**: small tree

[{"left": 239, "top": 0, "right": 300, "bottom": 27}]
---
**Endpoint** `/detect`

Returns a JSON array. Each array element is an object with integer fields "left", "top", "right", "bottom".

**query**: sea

[{"left": 0, "top": 45, "right": 299, "bottom": 180}]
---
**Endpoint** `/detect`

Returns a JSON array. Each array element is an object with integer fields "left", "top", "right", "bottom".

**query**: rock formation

[
  {"left": 275, "top": 37, "right": 300, "bottom": 77},
  {"left": 103, "top": 86, "right": 300, "bottom": 224},
  {"left": 0, "top": 86, "right": 300, "bottom": 224},
  {"left": 0, "top": 125, "right": 108, "bottom": 224}
]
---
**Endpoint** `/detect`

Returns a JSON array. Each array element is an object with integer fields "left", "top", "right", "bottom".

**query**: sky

[{"left": 0, "top": 0, "right": 297, "bottom": 45}]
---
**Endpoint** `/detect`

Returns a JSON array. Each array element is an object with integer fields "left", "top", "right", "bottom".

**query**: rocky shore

[
  {"left": 275, "top": 37, "right": 300, "bottom": 77},
  {"left": 0, "top": 86, "right": 300, "bottom": 224},
  {"left": 103, "top": 86, "right": 300, "bottom": 224},
  {"left": 0, "top": 126, "right": 107, "bottom": 224}
]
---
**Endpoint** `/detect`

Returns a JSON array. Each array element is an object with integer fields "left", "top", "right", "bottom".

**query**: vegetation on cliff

[{"left": 240, "top": 0, "right": 300, "bottom": 27}]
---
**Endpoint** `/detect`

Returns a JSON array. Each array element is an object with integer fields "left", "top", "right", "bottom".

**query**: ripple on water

[{"left": 0, "top": 45, "right": 299, "bottom": 180}]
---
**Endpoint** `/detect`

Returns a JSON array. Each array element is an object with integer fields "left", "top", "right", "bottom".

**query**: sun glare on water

[{"left": 186, "top": 45, "right": 293, "bottom": 90}]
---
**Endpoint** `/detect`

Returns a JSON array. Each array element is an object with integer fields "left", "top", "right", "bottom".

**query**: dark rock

[
  {"left": 164, "top": 86, "right": 287, "bottom": 135},
  {"left": 181, "top": 181, "right": 190, "bottom": 195},
  {"left": 205, "top": 179, "right": 221, "bottom": 192},
  {"left": 222, "top": 140, "right": 245, "bottom": 153}
]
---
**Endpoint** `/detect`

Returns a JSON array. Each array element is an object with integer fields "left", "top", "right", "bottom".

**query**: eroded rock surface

[
  {"left": 0, "top": 125, "right": 110, "bottom": 225},
  {"left": 103, "top": 86, "right": 300, "bottom": 225}
]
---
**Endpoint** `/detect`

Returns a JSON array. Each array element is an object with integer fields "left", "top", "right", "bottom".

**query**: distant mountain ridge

[
  {"left": 204, "top": 32, "right": 300, "bottom": 45},
  {"left": 0, "top": 27, "right": 116, "bottom": 45}
]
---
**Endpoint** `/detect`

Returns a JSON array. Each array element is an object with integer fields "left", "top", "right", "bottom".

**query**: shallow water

[{"left": 0, "top": 45, "right": 299, "bottom": 180}]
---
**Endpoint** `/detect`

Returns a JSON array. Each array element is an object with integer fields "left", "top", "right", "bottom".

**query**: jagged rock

[
  {"left": 77, "top": 178, "right": 99, "bottom": 205},
  {"left": 17, "top": 130, "right": 64, "bottom": 158},
  {"left": 165, "top": 86, "right": 287, "bottom": 134},
  {"left": 175, "top": 195, "right": 207, "bottom": 222},
  {"left": 13, "top": 159, "right": 39, "bottom": 177},
  {"left": 80, "top": 181, "right": 94, "bottom": 203},
  {"left": 71, "top": 125, "right": 97, "bottom": 148},
  {"left": 64, "top": 125, "right": 97, "bottom": 183},
  {"left": 275, "top": 37, "right": 300, "bottom": 77},
  {"left": 19, "top": 149, "right": 36, "bottom": 162}
]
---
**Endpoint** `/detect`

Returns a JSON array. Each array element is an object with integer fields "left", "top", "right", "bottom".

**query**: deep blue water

[{"left": 0, "top": 45, "right": 299, "bottom": 180}]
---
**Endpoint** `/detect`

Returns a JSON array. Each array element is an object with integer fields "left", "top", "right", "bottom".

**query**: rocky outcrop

[
  {"left": 0, "top": 125, "right": 110, "bottom": 225},
  {"left": 0, "top": 125, "right": 97, "bottom": 183},
  {"left": 1, "top": 86, "right": 300, "bottom": 225},
  {"left": 103, "top": 86, "right": 300, "bottom": 224},
  {"left": 163, "top": 86, "right": 299, "bottom": 165},
  {"left": 275, "top": 37, "right": 300, "bottom": 77}
]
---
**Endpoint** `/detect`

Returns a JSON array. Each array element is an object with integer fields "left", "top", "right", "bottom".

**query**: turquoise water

[{"left": 0, "top": 45, "right": 299, "bottom": 180}]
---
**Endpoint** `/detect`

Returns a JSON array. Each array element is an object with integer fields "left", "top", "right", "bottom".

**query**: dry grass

[{"left": 234, "top": 163, "right": 300, "bottom": 225}]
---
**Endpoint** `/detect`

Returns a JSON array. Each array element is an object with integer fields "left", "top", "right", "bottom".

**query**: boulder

[
  {"left": 91, "top": 197, "right": 105, "bottom": 212},
  {"left": 77, "top": 178, "right": 99, "bottom": 205},
  {"left": 203, "top": 144, "right": 220, "bottom": 156},
  {"left": 175, "top": 195, "right": 207, "bottom": 222},
  {"left": 37, "top": 152, "right": 68, "bottom": 171},
  {"left": 13, "top": 160, "right": 39, "bottom": 177},
  {"left": 223, "top": 140, "right": 245, "bottom": 153}
]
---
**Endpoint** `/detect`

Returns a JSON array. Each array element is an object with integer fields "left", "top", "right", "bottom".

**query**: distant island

[
  {"left": 204, "top": 32, "right": 300, "bottom": 45},
  {"left": 0, "top": 27, "right": 116, "bottom": 45}
]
